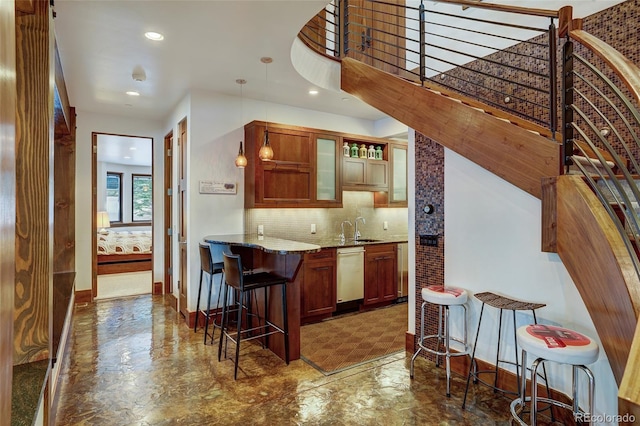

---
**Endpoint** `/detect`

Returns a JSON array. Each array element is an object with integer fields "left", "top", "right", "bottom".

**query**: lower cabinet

[
  {"left": 301, "top": 248, "right": 337, "bottom": 320},
  {"left": 364, "top": 244, "right": 397, "bottom": 306}
]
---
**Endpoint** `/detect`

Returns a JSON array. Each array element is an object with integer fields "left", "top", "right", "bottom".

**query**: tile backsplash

[{"left": 245, "top": 191, "right": 408, "bottom": 241}]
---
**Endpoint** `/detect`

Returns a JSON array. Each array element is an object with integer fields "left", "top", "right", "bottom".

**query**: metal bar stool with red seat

[
  {"left": 510, "top": 324, "right": 599, "bottom": 425},
  {"left": 410, "top": 284, "right": 470, "bottom": 397},
  {"left": 195, "top": 242, "right": 224, "bottom": 345},
  {"left": 217, "top": 251, "right": 290, "bottom": 380}
]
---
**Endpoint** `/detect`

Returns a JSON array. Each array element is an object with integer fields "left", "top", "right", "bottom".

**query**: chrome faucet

[
  {"left": 354, "top": 216, "right": 365, "bottom": 240},
  {"left": 340, "top": 220, "right": 352, "bottom": 243}
]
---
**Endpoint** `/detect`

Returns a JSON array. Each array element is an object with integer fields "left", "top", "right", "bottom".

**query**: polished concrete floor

[{"left": 54, "top": 294, "right": 518, "bottom": 425}]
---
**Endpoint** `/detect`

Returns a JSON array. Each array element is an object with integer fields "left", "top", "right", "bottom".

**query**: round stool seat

[
  {"left": 517, "top": 324, "right": 599, "bottom": 366},
  {"left": 422, "top": 285, "right": 468, "bottom": 305}
]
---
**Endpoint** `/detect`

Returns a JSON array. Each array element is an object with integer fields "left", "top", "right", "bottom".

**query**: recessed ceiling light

[
  {"left": 124, "top": 156, "right": 131, "bottom": 159},
  {"left": 144, "top": 31, "right": 164, "bottom": 41},
  {"left": 129, "top": 147, "right": 137, "bottom": 151},
  {"left": 126, "top": 91, "right": 140, "bottom": 96},
  {"left": 309, "top": 89, "right": 319, "bottom": 95}
]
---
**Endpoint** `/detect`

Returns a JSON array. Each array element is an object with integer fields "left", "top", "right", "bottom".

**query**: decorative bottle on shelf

[
  {"left": 375, "top": 146, "right": 383, "bottom": 160},
  {"left": 359, "top": 144, "right": 367, "bottom": 158},
  {"left": 368, "top": 145, "right": 376, "bottom": 159},
  {"left": 350, "top": 143, "right": 359, "bottom": 158},
  {"left": 343, "top": 141, "right": 350, "bottom": 157}
]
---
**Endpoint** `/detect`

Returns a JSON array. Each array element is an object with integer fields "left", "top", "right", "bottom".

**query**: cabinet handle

[
  {"left": 374, "top": 256, "right": 391, "bottom": 261},
  {"left": 313, "top": 266, "right": 330, "bottom": 271}
]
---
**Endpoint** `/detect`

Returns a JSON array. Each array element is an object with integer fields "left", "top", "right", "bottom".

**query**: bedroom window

[
  {"left": 132, "top": 174, "right": 153, "bottom": 222},
  {"left": 106, "top": 172, "right": 123, "bottom": 222}
]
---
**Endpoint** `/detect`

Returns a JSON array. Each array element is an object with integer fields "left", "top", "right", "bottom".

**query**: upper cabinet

[
  {"left": 375, "top": 142, "right": 407, "bottom": 207},
  {"left": 244, "top": 121, "right": 342, "bottom": 208},
  {"left": 243, "top": 121, "right": 407, "bottom": 208}
]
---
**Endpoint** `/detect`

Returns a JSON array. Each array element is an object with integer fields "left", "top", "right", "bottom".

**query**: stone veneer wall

[
  {"left": 412, "top": 0, "right": 639, "bottom": 360},
  {"left": 437, "top": 0, "right": 640, "bottom": 163},
  {"left": 413, "top": 133, "right": 444, "bottom": 361}
]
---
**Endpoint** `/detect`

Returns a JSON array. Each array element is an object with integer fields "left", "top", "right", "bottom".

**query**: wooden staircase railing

[{"left": 303, "top": 0, "right": 640, "bottom": 415}]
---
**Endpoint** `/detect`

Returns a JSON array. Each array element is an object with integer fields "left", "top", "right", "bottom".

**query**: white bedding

[{"left": 98, "top": 230, "right": 152, "bottom": 255}]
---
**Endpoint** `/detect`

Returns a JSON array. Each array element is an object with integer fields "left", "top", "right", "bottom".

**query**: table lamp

[{"left": 97, "top": 211, "right": 111, "bottom": 234}]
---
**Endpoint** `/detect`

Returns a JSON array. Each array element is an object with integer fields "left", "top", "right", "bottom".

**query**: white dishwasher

[{"left": 336, "top": 246, "right": 365, "bottom": 303}]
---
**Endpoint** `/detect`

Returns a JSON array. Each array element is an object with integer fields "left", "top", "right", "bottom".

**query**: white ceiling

[
  {"left": 53, "top": 0, "right": 624, "bottom": 124},
  {"left": 53, "top": 0, "right": 386, "bottom": 122},
  {"left": 97, "top": 134, "right": 153, "bottom": 167}
]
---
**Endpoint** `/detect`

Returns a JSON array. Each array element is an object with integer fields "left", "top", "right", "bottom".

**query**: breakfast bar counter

[{"left": 203, "top": 234, "right": 322, "bottom": 362}]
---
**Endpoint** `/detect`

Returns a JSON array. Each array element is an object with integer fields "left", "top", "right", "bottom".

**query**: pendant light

[
  {"left": 235, "top": 79, "right": 248, "bottom": 168},
  {"left": 258, "top": 57, "right": 274, "bottom": 161}
]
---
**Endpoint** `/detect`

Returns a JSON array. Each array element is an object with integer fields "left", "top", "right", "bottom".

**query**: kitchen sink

[{"left": 350, "top": 238, "right": 381, "bottom": 243}]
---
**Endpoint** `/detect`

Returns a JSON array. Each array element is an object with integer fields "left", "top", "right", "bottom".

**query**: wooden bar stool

[
  {"left": 217, "top": 251, "right": 290, "bottom": 380},
  {"left": 410, "top": 284, "right": 469, "bottom": 397},
  {"left": 510, "top": 325, "right": 599, "bottom": 425},
  {"left": 462, "top": 292, "right": 548, "bottom": 409}
]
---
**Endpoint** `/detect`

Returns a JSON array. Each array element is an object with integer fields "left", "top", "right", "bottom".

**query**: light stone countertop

[{"left": 202, "top": 234, "right": 322, "bottom": 255}]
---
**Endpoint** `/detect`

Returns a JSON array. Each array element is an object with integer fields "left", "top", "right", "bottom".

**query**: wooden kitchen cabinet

[
  {"left": 374, "top": 142, "right": 407, "bottom": 207},
  {"left": 301, "top": 248, "right": 337, "bottom": 322},
  {"left": 244, "top": 121, "right": 342, "bottom": 208},
  {"left": 363, "top": 244, "right": 397, "bottom": 306},
  {"left": 342, "top": 157, "right": 389, "bottom": 191}
]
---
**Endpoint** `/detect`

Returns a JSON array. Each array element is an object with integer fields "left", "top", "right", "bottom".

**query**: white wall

[
  {"left": 75, "top": 111, "right": 164, "bottom": 291},
  {"left": 444, "top": 149, "right": 617, "bottom": 422},
  {"left": 175, "top": 89, "right": 405, "bottom": 311}
]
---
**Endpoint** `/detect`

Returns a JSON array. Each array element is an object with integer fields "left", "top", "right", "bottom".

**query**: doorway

[{"left": 92, "top": 133, "right": 154, "bottom": 300}]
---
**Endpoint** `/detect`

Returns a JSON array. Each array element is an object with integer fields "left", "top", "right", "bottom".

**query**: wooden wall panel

[
  {"left": 556, "top": 175, "right": 640, "bottom": 383},
  {"left": 14, "top": 0, "right": 53, "bottom": 364},
  {"left": 0, "top": 0, "right": 17, "bottom": 419}
]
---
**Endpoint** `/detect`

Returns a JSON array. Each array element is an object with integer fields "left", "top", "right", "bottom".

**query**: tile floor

[{"left": 54, "top": 294, "right": 520, "bottom": 425}]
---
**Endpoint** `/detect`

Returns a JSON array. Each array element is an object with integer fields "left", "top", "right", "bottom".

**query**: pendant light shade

[
  {"left": 259, "top": 57, "right": 275, "bottom": 162},
  {"left": 235, "top": 78, "right": 248, "bottom": 168},
  {"left": 235, "top": 141, "right": 247, "bottom": 168},
  {"left": 258, "top": 129, "right": 273, "bottom": 161}
]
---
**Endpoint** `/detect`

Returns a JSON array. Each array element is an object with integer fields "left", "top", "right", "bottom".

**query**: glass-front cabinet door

[
  {"left": 315, "top": 134, "right": 342, "bottom": 205},
  {"left": 391, "top": 145, "right": 407, "bottom": 204}
]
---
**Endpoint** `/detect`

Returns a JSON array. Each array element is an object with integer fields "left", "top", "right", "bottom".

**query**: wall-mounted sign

[{"left": 199, "top": 181, "right": 237, "bottom": 194}]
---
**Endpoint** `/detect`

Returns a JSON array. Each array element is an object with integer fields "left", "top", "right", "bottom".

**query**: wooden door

[
  {"left": 301, "top": 249, "right": 336, "bottom": 319},
  {"left": 364, "top": 244, "right": 397, "bottom": 305},
  {"left": 378, "top": 246, "right": 398, "bottom": 302},
  {"left": 178, "top": 118, "right": 188, "bottom": 320},
  {"left": 163, "top": 131, "right": 173, "bottom": 296},
  {"left": 346, "top": 0, "right": 405, "bottom": 74}
]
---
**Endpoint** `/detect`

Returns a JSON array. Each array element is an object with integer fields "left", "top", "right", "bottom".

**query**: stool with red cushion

[
  {"left": 510, "top": 324, "right": 599, "bottom": 425},
  {"left": 410, "top": 285, "right": 469, "bottom": 397}
]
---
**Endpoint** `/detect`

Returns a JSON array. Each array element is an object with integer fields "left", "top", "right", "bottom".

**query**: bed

[{"left": 97, "top": 229, "right": 152, "bottom": 275}]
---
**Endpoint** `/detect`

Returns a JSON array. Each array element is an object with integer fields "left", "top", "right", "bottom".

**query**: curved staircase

[{"left": 303, "top": 0, "right": 640, "bottom": 415}]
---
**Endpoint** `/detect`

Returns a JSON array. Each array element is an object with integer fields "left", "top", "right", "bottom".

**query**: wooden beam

[
  {"left": 14, "top": 0, "right": 53, "bottom": 364},
  {"left": 0, "top": 0, "right": 17, "bottom": 420},
  {"left": 341, "top": 57, "right": 561, "bottom": 198}
]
